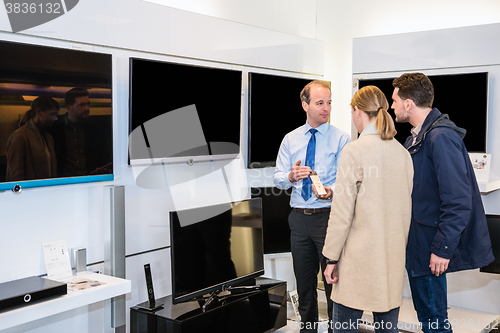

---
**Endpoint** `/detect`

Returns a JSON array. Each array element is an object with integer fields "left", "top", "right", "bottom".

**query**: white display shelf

[
  {"left": 478, "top": 180, "right": 500, "bottom": 194},
  {"left": 0, "top": 272, "right": 131, "bottom": 331}
]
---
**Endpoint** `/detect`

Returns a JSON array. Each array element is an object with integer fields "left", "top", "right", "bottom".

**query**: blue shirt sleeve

[
  {"left": 330, "top": 134, "right": 351, "bottom": 192},
  {"left": 274, "top": 135, "right": 293, "bottom": 190}
]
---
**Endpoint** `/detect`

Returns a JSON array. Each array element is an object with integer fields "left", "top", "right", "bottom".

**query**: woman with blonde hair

[{"left": 321, "top": 85, "right": 413, "bottom": 333}]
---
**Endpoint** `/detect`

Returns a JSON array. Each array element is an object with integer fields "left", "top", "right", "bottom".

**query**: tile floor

[
  {"left": 275, "top": 300, "right": 332, "bottom": 333},
  {"left": 276, "top": 297, "right": 500, "bottom": 333}
]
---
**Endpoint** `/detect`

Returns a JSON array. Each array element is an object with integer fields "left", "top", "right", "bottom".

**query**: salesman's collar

[{"left": 304, "top": 122, "right": 328, "bottom": 136}]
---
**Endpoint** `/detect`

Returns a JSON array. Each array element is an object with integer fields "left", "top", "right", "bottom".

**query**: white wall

[
  {"left": 142, "top": 0, "right": 318, "bottom": 39},
  {"left": 316, "top": 0, "right": 500, "bottom": 134}
]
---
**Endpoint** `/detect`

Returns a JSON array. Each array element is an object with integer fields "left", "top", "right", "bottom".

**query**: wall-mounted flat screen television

[
  {"left": 251, "top": 187, "right": 292, "bottom": 255},
  {"left": 170, "top": 198, "right": 264, "bottom": 304},
  {"left": 358, "top": 72, "right": 488, "bottom": 152},
  {"left": 128, "top": 58, "right": 242, "bottom": 166},
  {"left": 0, "top": 40, "right": 113, "bottom": 191},
  {"left": 248, "top": 73, "right": 317, "bottom": 168}
]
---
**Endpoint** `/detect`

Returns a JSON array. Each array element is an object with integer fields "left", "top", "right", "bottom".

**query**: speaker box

[{"left": 0, "top": 276, "right": 67, "bottom": 311}]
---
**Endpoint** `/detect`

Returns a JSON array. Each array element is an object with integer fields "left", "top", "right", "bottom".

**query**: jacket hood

[{"left": 428, "top": 111, "right": 467, "bottom": 139}]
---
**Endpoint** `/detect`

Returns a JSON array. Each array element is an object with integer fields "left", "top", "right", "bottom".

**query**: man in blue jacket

[{"left": 391, "top": 73, "right": 494, "bottom": 333}]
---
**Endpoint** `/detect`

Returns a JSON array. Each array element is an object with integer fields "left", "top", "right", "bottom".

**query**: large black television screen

[
  {"left": 251, "top": 187, "right": 292, "bottom": 254},
  {"left": 480, "top": 215, "right": 500, "bottom": 274},
  {"left": 129, "top": 58, "right": 242, "bottom": 165},
  {"left": 170, "top": 198, "right": 264, "bottom": 304},
  {"left": 0, "top": 40, "right": 113, "bottom": 191},
  {"left": 248, "top": 73, "right": 317, "bottom": 168},
  {"left": 358, "top": 72, "right": 488, "bottom": 152}
]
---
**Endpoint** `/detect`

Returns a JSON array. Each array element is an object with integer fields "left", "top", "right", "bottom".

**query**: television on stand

[{"left": 169, "top": 198, "right": 265, "bottom": 309}]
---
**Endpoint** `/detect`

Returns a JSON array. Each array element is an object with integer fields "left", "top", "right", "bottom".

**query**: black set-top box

[{"left": 0, "top": 276, "right": 67, "bottom": 311}]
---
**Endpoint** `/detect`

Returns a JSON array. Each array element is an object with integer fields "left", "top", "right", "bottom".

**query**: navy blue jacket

[{"left": 405, "top": 108, "right": 494, "bottom": 277}]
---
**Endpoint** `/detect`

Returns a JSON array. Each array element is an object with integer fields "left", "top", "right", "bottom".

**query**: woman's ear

[{"left": 353, "top": 106, "right": 361, "bottom": 117}]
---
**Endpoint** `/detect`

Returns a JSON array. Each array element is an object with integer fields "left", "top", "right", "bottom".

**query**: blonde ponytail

[
  {"left": 375, "top": 107, "right": 397, "bottom": 140},
  {"left": 351, "top": 85, "right": 396, "bottom": 140}
]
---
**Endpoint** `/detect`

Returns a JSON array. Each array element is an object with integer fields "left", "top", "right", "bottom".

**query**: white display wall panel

[
  {"left": 0, "top": 0, "right": 324, "bottom": 75},
  {"left": 353, "top": 23, "right": 500, "bottom": 75},
  {"left": 142, "top": 0, "right": 318, "bottom": 39}
]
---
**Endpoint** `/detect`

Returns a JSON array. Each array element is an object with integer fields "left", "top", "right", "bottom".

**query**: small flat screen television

[
  {"left": 128, "top": 58, "right": 242, "bottom": 166},
  {"left": 251, "top": 187, "right": 292, "bottom": 254},
  {"left": 480, "top": 215, "right": 500, "bottom": 274},
  {"left": 248, "top": 72, "right": 317, "bottom": 168},
  {"left": 358, "top": 72, "right": 488, "bottom": 152},
  {"left": 170, "top": 198, "right": 264, "bottom": 304},
  {"left": 0, "top": 39, "right": 113, "bottom": 191}
]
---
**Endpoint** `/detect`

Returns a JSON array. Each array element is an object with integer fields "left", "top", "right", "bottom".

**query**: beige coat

[
  {"left": 6, "top": 118, "right": 57, "bottom": 181},
  {"left": 322, "top": 132, "right": 413, "bottom": 312}
]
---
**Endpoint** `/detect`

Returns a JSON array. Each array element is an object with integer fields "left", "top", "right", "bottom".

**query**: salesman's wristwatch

[{"left": 326, "top": 258, "right": 338, "bottom": 265}]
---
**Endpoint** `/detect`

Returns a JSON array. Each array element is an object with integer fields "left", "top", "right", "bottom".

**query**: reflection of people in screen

[
  {"left": 48, "top": 87, "right": 112, "bottom": 177},
  {"left": 173, "top": 210, "right": 237, "bottom": 297},
  {"left": 6, "top": 96, "right": 59, "bottom": 181}
]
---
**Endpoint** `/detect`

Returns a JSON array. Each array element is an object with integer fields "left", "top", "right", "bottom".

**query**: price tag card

[
  {"left": 42, "top": 239, "right": 72, "bottom": 280},
  {"left": 469, "top": 153, "right": 491, "bottom": 183}
]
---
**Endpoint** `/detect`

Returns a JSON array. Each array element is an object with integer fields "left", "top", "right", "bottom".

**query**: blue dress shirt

[{"left": 274, "top": 121, "right": 351, "bottom": 208}]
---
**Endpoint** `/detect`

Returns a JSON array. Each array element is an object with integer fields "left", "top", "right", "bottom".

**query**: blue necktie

[{"left": 301, "top": 128, "right": 318, "bottom": 201}]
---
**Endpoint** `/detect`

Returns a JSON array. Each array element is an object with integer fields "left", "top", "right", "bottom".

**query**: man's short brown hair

[
  {"left": 300, "top": 80, "right": 331, "bottom": 104},
  {"left": 392, "top": 73, "right": 434, "bottom": 108}
]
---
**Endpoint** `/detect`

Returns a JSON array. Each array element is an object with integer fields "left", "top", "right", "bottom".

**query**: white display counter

[
  {"left": 0, "top": 273, "right": 131, "bottom": 331},
  {"left": 479, "top": 180, "right": 500, "bottom": 194}
]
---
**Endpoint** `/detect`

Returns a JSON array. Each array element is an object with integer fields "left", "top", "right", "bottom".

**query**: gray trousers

[{"left": 289, "top": 209, "right": 333, "bottom": 333}]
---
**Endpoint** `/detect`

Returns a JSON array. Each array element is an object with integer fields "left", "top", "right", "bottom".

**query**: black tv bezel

[
  {"left": 128, "top": 57, "right": 243, "bottom": 166},
  {"left": 0, "top": 39, "right": 113, "bottom": 191},
  {"left": 169, "top": 198, "right": 265, "bottom": 305},
  {"left": 357, "top": 71, "right": 489, "bottom": 153}
]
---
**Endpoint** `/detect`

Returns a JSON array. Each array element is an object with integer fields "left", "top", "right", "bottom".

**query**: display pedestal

[{"left": 130, "top": 278, "right": 287, "bottom": 333}]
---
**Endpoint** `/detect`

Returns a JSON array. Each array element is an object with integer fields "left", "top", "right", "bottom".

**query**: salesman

[{"left": 274, "top": 80, "right": 350, "bottom": 333}]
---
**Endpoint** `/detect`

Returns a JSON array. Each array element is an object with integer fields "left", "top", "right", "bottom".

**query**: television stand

[
  {"left": 130, "top": 277, "right": 287, "bottom": 333},
  {"left": 201, "top": 284, "right": 262, "bottom": 311}
]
